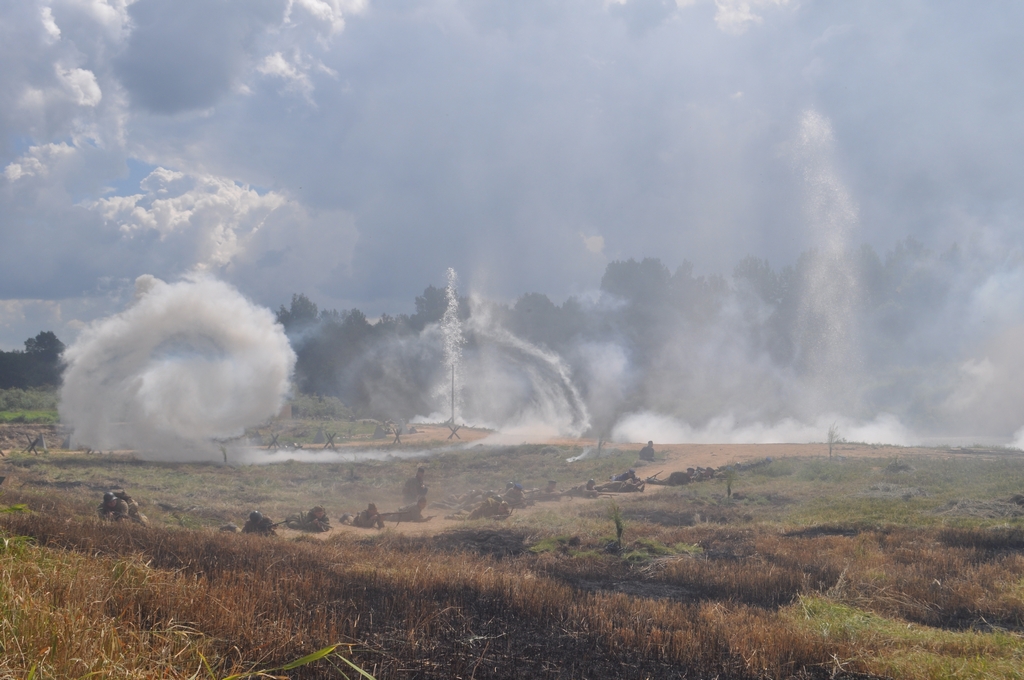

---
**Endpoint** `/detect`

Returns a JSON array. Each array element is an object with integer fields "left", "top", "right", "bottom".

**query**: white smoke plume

[
  {"left": 460, "top": 319, "right": 591, "bottom": 438},
  {"left": 60, "top": 275, "right": 295, "bottom": 461},
  {"left": 612, "top": 411, "right": 914, "bottom": 446}
]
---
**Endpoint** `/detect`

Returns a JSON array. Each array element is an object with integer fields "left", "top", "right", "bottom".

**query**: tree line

[{"left": 0, "top": 331, "right": 65, "bottom": 390}]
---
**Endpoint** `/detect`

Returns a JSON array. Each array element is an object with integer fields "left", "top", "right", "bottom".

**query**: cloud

[
  {"left": 56, "top": 65, "right": 102, "bottom": 106},
  {"left": 256, "top": 50, "right": 337, "bottom": 99},
  {"left": 714, "top": 0, "right": 791, "bottom": 34},
  {"left": 40, "top": 6, "right": 60, "bottom": 40},
  {"left": 3, "top": 142, "right": 75, "bottom": 181},
  {"left": 285, "top": 0, "right": 366, "bottom": 35},
  {"left": 113, "top": 0, "right": 284, "bottom": 113}
]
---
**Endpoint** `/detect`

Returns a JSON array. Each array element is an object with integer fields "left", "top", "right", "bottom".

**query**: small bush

[
  {"left": 0, "top": 387, "right": 58, "bottom": 412},
  {"left": 290, "top": 394, "right": 353, "bottom": 420}
]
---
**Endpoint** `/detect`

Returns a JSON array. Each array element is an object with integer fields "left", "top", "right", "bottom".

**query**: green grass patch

[
  {"left": 529, "top": 535, "right": 578, "bottom": 554},
  {"left": 0, "top": 410, "right": 58, "bottom": 424},
  {"left": 620, "top": 537, "right": 703, "bottom": 563},
  {"left": 791, "top": 595, "right": 1024, "bottom": 680}
]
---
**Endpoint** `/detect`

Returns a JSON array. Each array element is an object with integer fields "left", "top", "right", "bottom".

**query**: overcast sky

[{"left": 2, "top": 0, "right": 1023, "bottom": 350}]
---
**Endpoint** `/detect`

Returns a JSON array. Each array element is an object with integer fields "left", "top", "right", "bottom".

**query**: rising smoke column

[{"left": 61, "top": 275, "right": 295, "bottom": 460}]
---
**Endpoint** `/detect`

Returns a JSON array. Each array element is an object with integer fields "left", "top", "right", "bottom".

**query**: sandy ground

[
  {"left": 0, "top": 423, "right": 64, "bottom": 453},
  {"left": 283, "top": 436, "right": 1022, "bottom": 539}
]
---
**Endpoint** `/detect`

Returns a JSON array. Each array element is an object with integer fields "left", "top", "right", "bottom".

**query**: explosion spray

[
  {"left": 437, "top": 267, "right": 465, "bottom": 424},
  {"left": 794, "top": 109, "right": 862, "bottom": 412},
  {"left": 60, "top": 275, "right": 295, "bottom": 461},
  {"left": 460, "top": 319, "right": 591, "bottom": 438}
]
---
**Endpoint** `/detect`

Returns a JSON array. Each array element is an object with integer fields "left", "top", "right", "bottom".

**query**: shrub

[
  {"left": 0, "top": 387, "right": 58, "bottom": 412},
  {"left": 290, "top": 394, "right": 353, "bottom": 420}
]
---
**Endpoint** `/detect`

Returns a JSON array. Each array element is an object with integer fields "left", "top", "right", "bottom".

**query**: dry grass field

[{"left": 2, "top": 424, "right": 1024, "bottom": 678}]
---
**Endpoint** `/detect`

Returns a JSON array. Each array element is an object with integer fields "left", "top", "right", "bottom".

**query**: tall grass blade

[
  {"left": 279, "top": 643, "right": 340, "bottom": 670},
  {"left": 337, "top": 655, "right": 377, "bottom": 680}
]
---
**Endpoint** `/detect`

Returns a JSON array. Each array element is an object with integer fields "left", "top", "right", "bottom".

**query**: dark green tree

[{"left": 276, "top": 294, "right": 319, "bottom": 333}]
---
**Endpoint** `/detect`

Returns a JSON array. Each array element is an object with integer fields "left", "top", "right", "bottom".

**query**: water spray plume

[
  {"left": 60, "top": 275, "right": 295, "bottom": 460},
  {"left": 460, "top": 319, "right": 591, "bottom": 439},
  {"left": 412, "top": 269, "right": 591, "bottom": 439},
  {"left": 794, "top": 109, "right": 862, "bottom": 413},
  {"left": 439, "top": 267, "right": 465, "bottom": 425}
]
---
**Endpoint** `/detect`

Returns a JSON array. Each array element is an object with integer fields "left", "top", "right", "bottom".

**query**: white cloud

[
  {"left": 40, "top": 6, "right": 61, "bottom": 40},
  {"left": 286, "top": 0, "right": 366, "bottom": 35},
  {"left": 93, "top": 167, "right": 290, "bottom": 268},
  {"left": 68, "top": 0, "right": 135, "bottom": 36},
  {"left": 3, "top": 142, "right": 76, "bottom": 181},
  {"left": 257, "top": 52, "right": 315, "bottom": 97},
  {"left": 56, "top": 65, "right": 102, "bottom": 106},
  {"left": 714, "top": 0, "right": 790, "bottom": 34}
]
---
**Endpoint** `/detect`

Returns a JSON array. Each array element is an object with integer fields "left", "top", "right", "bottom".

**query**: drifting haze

[
  {"left": 60, "top": 275, "right": 294, "bottom": 460},
  {"left": 281, "top": 201, "right": 1024, "bottom": 446},
  {"left": 3, "top": 1, "right": 1024, "bottom": 446}
]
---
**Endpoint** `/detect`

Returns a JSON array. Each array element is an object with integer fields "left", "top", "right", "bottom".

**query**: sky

[{"left": 2, "top": 0, "right": 1024, "bottom": 351}]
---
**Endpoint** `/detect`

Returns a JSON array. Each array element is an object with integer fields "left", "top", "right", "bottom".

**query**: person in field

[
  {"left": 528, "top": 480, "right": 563, "bottom": 502},
  {"left": 97, "top": 490, "right": 148, "bottom": 524},
  {"left": 349, "top": 502, "right": 385, "bottom": 529},
  {"left": 380, "top": 496, "right": 430, "bottom": 523},
  {"left": 242, "top": 510, "right": 277, "bottom": 535},
  {"left": 466, "top": 496, "right": 512, "bottom": 520},
  {"left": 564, "top": 479, "right": 599, "bottom": 498},
  {"left": 611, "top": 469, "right": 638, "bottom": 482},
  {"left": 502, "top": 482, "right": 527, "bottom": 508},
  {"left": 638, "top": 441, "right": 656, "bottom": 461},
  {"left": 285, "top": 505, "right": 331, "bottom": 532},
  {"left": 595, "top": 477, "right": 645, "bottom": 493},
  {"left": 403, "top": 466, "right": 429, "bottom": 503}
]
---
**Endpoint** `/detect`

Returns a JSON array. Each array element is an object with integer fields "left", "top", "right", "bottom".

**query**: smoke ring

[{"left": 60, "top": 275, "right": 295, "bottom": 457}]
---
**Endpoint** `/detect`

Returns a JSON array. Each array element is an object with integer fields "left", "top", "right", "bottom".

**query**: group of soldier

[
  {"left": 97, "top": 442, "right": 683, "bottom": 535},
  {"left": 239, "top": 505, "right": 331, "bottom": 534}
]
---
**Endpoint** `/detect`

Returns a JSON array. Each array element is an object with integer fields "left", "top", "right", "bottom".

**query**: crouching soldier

[
  {"left": 403, "top": 467, "right": 429, "bottom": 503},
  {"left": 639, "top": 440, "right": 656, "bottom": 461},
  {"left": 350, "top": 502, "right": 385, "bottom": 529},
  {"left": 98, "top": 490, "right": 148, "bottom": 524},
  {"left": 285, "top": 505, "right": 331, "bottom": 532}
]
